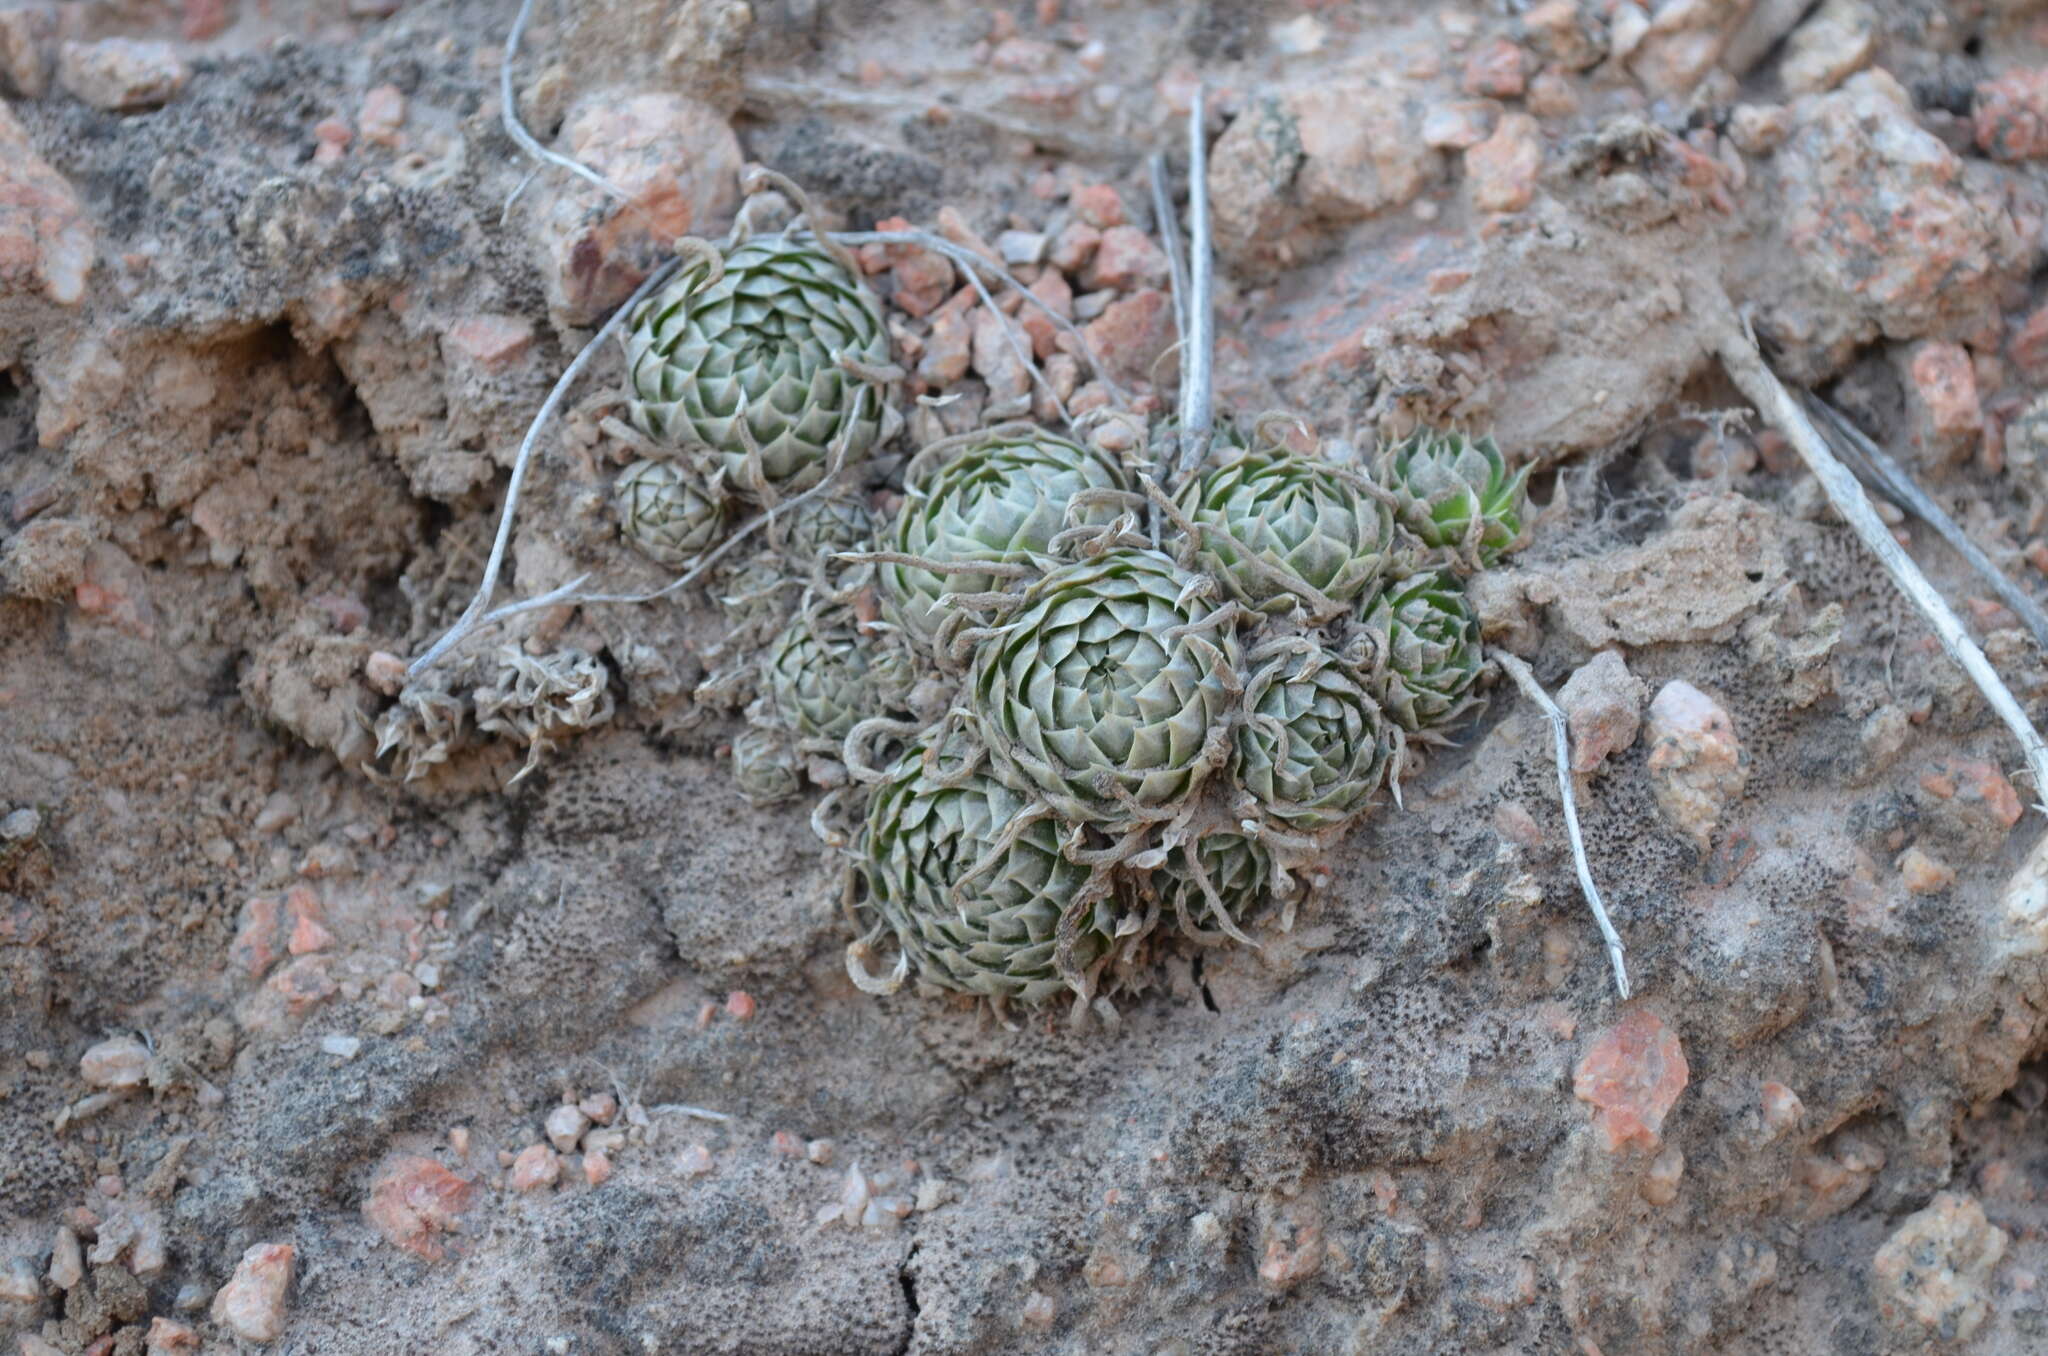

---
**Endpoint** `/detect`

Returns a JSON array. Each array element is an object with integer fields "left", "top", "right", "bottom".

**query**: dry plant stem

[
  {"left": 1705, "top": 304, "right": 2048, "bottom": 810},
  {"left": 502, "top": 0, "right": 631, "bottom": 203},
  {"left": 1149, "top": 151, "right": 1190, "bottom": 340},
  {"left": 408, "top": 256, "right": 682, "bottom": 680},
  {"left": 441, "top": 449, "right": 860, "bottom": 639},
  {"left": 1174, "top": 88, "right": 1215, "bottom": 485},
  {"left": 1494, "top": 652, "right": 1632, "bottom": 1001},
  {"left": 1799, "top": 392, "right": 2048, "bottom": 656}
]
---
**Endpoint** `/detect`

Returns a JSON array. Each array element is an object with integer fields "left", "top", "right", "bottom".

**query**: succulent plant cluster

[{"left": 596, "top": 204, "right": 1528, "bottom": 1013}]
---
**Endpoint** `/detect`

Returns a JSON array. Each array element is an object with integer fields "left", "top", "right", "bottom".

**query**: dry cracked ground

[{"left": 11, "top": 0, "right": 2048, "bottom": 1352}]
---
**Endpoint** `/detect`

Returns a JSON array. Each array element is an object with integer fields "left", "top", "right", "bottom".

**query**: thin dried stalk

[
  {"left": 408, "top": 256, "right": 680, "bottom": 679},
  {"left": 1149, "top": 151, "right": 1189, "bottom": 341},
  {"left": 1494, "top": 652, "right": 1632, "bottom": 1001},
  {"left": 502, "top": 0, "right": 630, "bottom": 202},
  {"left": 1700, "top": 290, "right": 2048, "bottom": 811},
  {"left": 1799, "top": 391, "right": 2048, "bottom": 656},
  {"left": 1173, "top": 87, "right": 1216, "bottom": 486}
]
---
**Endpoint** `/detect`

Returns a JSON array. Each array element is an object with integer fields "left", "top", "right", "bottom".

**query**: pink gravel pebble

[
  {"left": 363, "top": 1155, "right": 476, "bottom": 1261},
  {"left": 509, "top": 1144, "right": 560, "bottom": 1192},
  {"left": 211, "top": 1242, "right": 294, "bottom": 1343},
  {"left": 1573, "top": 1009, "right": 1689, "bottom": 1152}
]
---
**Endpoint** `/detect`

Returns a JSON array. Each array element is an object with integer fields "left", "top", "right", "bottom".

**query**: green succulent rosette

[
  {"left": 615, "top": 459, "right": 724, "bottom": 567},
  {"left": 862, "top": 736, "right": 1107, "bottom": 1002},
  {"left": 766, "top": 605, "right": 908, "bottom": 743},
  {"left": 732, "top": 726, "right": 802, "bottom": 806},
  {"left": 1363, "top": 570, "right": 1484, "bottom": 732},
  {"left": 968, "top": 549, "right": 1239, "bottom": 825},
  {"left": 1381, "top": 428, "right": 1530, "bottom": 566},
  {"left": 623, "top": 236, "right": 892, "bottom": 495},
  {"left": 782, "top": 490, "right": 875, "bottom": 563},
  {"left": 882, "top": 427, "right": 1131, "bottom": 641},
  {"left": 1152, "top": 832, "right": 1273, "bottom": 937},
  {"left": 1234, "top": 641, "right": 1393, "bottom": 829},
  {"left": 1174, "top": 444, "right": 1395, "bottom": 613}
]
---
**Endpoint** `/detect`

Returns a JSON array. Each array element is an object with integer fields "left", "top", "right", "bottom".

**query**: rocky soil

[{"left": 9, "top": 0, "right": 2048, "bottom": 1352}]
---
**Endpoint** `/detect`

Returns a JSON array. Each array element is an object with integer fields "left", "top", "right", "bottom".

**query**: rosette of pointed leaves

[
  {"left": 782, "top": 491, "right": 874, "bottom": 563},
  {"left": 732, "top": 727, "right": 801, "bottom": 806},
  {"left": 767, "top": 605, "right": 907, "bottom": 743},
  {"left": 1234, "top": 642, "right": 1392, "bottom": 828},
  {"left": 1364, "top": 571, "right": 1484, "bottom": 732},
  {"left": 863, "top": 737, "right": 1107, "bottom": 1002},
  {"left": 883, "top": 427, "right": 1131, "bottom": 640},
  {"left": 968, "top": 549, "right": 1239, "bottom": 824},
  {"left": 1381, "top": 428, "right": 1530, "bottom": 566},
  {"left": 623, "top": 237, "right": 892, "bottom": 494},
  {"left": 1152, "top": 832, "right": 1273, "bottom": 937},
  {"left": 615, "top": 459, "right": 723, "bottom": 567},
  {"left": 1174, "top": 444, "right": 1395, "bottom": 613}
]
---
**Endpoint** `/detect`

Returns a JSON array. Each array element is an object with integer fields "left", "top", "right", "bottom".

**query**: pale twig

[
  {"left": 1149, "top": 151, "right": 1190, "bottom": 341},
  {"left": 408, "top": 257, "right": 680, "bottom": 679},
  {"left": 1494, "top": 652, "right": 1632, "bottom": 1001},
  {"left": 831, "top": 229, "right": 1131, "bottom": 409},
  {"left": 1799, "top": 391, "right": 2048, "bottom": 656},
  {"left": 1173, "top": 87, "right": 1215, "bottom": 485},
  {"left": 430, "top": 454, "right": 860, "bottom": 645},
  {"left": 1700, "top": 289, "right": 2048, "bottom": 810},
  {"left": 501, "top": 0, "right": 631, "bottom": 202}
]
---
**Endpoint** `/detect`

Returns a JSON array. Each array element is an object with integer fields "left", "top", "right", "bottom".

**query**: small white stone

[
  {"left": 676, "top": 1143, "right": 715, "bottom": 1178},
  {"left": 0, "top": 806, "right": 39, "bottom": 840},
  {"left": 48, "top": 1226, "right": 82, "bottom": 1290},
  {"left": 805, "top": 1138, "right": 836, "bottom": 1166},
  {"left": 320, "top": 1034, "right": 362, "bottom": 1060},
  {"left": 837, "top": 1162, "right": 870, "bottom": 1221},
  {"left": 546, "top": 1104, "right": 591, "bottom": 1153},
  {"left": 251, "top": 792, "right": 298, "bottom": 834},
  {"left": 996, "top": 229, "right": 1046, "bottom": 265},
  {"left": 414, "top": 961, "right": 441, "bottom": 990},
  {"left": 56, "top": 38, "right": 187, "bottom": 111},
  {"left": 79, "top": 1035, "right": 150, "bottom": 1089}
]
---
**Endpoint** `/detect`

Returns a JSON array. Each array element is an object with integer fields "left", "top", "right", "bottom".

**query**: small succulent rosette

[
  {"left": 1173, "top": 439, "right": 1396, "bottom": 617},
  {"left": 1234, "top": 636, "right": 1395, "bottom": 831},
  {"left": 732, "top": 726, "right": 804, "bottom": 807},
  {"left": 614, "top": 459, "right": 724, "bottom": 567},
  {"left": 1380, "top": 427, "right": 1531, "bottom": 569},
  {"left": 623, "top": 230, "right": 895, "bottom": 498},
  {"left": 967, "top": 548, "right": 1241, "bottom": 830},
  {"left": 1148, "top": 831, "right": 1274, "bottom": 943},
  {"left": 860, "top": 734, "right": 1109, "bottom": 1004},
  {"left": 880, "top": 424, "right": 1133, "bottom": 643},
  {"left": 1361, "top": 569, "right": 1485, "bottom": 735},
  {"left": 764, "top": 602, "right": 911, "bottom": 748}
]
